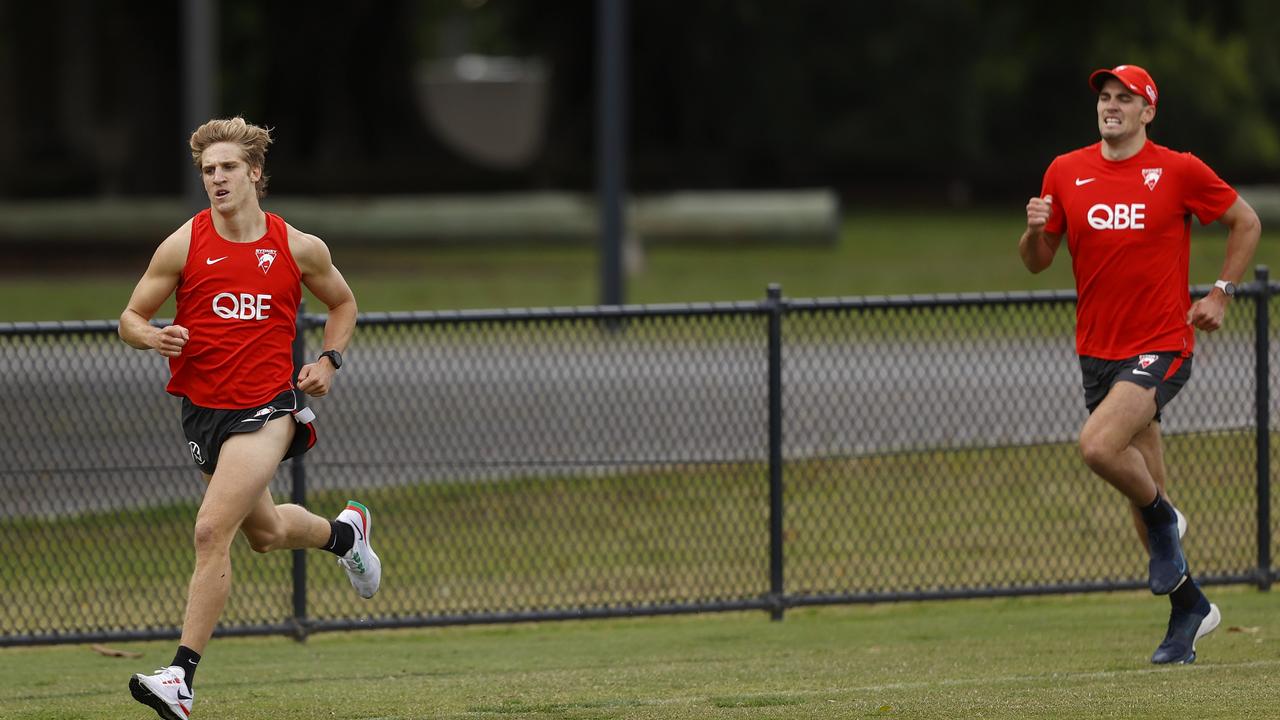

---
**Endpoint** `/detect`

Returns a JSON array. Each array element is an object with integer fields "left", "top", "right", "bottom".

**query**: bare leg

[
  {"left": 1129, "top": 420, "right": 1168, "bottom": 551},
  {"left": 1078, "top": 381, "right": 1161, "bottom": 506},
  {"left": 238, "top": 490, "right": 333, "bottom": 553},
  {"left": 179, "top": 416, "right": 295, "bottom": 654}
]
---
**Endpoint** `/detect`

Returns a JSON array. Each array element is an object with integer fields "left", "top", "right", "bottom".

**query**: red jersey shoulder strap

[
  {"left": 264, "top": 211, "right": 303, "bottom": 279},
  {"left": 182, "top": 209, "right": 216, "bottom": 278}
]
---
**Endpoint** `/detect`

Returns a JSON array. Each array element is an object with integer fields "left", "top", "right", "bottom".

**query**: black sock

[
  {"left": 1138, "top": 494, "right": 1176, "bottom": 528},
  {"left": 171, "top": 645, "right": 201, "bottom": 689},
  {"left": 323, "top": 519, "right": 355, "bottom": 557},
  {"left": 1170, "top": 574, "right": 1207, "bottom": 612}
]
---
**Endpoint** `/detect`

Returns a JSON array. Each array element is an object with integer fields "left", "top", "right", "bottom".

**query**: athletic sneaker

[
  {"left": 1175, "top": 506, "right": 1187, "bottom": 539},
  {"left": 337, "top": 500, "right": 381, "bottom": 598},
  {"left": 1151, "top": 600, "right": 1220, "bottom": 664},
  {"left": 129, "top": 665, "right": 193, "bottom": 719},
  {"left": 1147, "top": 510, "right": 1188, "bottom": 595}
]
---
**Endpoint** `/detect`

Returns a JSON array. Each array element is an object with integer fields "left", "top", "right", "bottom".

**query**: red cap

[{"left": 1089, "top": 64, "right": 1158, "bottom": 107}]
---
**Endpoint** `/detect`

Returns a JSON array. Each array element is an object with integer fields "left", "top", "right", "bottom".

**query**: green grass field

[
  {"left": 2, "top": 587, "right": 1277, "bottom": 719},
  {"left": 3, "top": 432, "right": 1271, "bottom": 638},
  {"left": 2, "top": 208, "right": 1275, "bottom": 322},
  {"left": 3, "top": 207, "right": 1276, "bottom": 718}
]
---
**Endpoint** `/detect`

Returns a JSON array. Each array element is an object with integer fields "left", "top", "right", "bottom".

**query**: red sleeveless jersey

[
  {"left": 1040, "top": 140, "right": 1237, "bottom": 359},
  {"left": 166, "top": 209, "right": 301, "bottom": 408}
]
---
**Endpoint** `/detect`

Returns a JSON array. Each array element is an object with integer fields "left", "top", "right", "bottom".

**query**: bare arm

[
  {"left": 119, "top": 222, "right": 192, "bottom": 356},
  {"left": 1019, "top": 194, "right": 1062, "bottom": 274},
  {"left": 1187, "top": 195, "right": 1262, "bottom": 331},
  {"left": 290, "top": 227, "right": 358, "bottom": 397}
]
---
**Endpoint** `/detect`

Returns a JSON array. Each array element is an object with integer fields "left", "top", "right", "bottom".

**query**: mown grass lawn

[
  {"left": 3, "top": 208, "right": 1274, "bottom": 322},
  {"left": 3, "top": 432, "right": 1269, "bottom": 638},
  {"left": 1, "top": 587, "right": 1277, "bottom": 719}
]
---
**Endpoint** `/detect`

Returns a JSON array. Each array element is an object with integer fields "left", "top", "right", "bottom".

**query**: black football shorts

[
  {"left": 180, "top": 388, "right": 317, "bottom": 475},
  {"left": 1079, "top": 351, "right": 1192, "bottom": 423}
]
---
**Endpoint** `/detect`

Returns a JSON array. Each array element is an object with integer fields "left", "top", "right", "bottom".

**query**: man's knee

[
  {"left": 1078, "top": 427, "right": 1116, "bottom": 472},
  {"left": 192, "top": 518, "right": 236, "bottom": 554},
  {"left": 243, "top": 526, "right": 283, "bottom": 553},
  {"left": 241, "top": 509, "right": 293, "bottom": 553},
  {"left": 241, "top": 504, "right": 302, "bottom": 553}
]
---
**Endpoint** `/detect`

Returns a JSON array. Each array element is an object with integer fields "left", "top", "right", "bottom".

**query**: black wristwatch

[{"left": 318, "top": 349, "right": 343, "bottom": 370}]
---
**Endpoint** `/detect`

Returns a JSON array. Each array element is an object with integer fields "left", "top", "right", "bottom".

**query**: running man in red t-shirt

[
  {"left": 1020, "top": 66, "right": 1260, "bottom": 665},
  {"left": 118, "top": 118, "right": 381, "bottom": 719}
]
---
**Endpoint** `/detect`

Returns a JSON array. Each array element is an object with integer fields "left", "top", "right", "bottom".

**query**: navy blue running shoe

[
  {"left": 1147, "top": 515, "right": 1188, "bottom": 595},
  {"left": 1151, "top": 601, "right": 1220, "bottom": 664}
]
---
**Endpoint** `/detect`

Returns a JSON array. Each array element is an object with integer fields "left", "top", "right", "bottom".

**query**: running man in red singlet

[
  {"left": 1020, "top": 66, "right": 1260, "bottom": 665},
  {"left": 118, "top": 118, "right": 381, "bottom": 719}
]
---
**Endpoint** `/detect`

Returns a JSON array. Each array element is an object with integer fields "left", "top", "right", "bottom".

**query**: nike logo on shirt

[
  {"left": 206, "top": 256, "right": 229, "bottom": 265},
  {"left": 1074, "top": 177, "right": 1096, "bottom": 186}
]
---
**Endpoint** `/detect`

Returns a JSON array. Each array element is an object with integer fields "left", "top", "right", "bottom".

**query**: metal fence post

[
  {"left": 290, "top": 302, "right": 310, "bottom": 639},
  {"left": 766, "top": 284, "right": 786, "bottom": 620},
  {"left": 1253, "top": 266, "right": 1272, "bottom": 590}
]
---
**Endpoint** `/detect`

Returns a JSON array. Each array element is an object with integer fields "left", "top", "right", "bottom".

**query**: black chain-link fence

[{"left": 2, "top": 272, "right": 1275, "bottom": 646}]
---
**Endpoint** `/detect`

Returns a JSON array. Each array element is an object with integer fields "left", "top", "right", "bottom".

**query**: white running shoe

[
  {"left": 337, "top": 500, "right": 381, "bottom": 599},
  {"left": 129, "top": 665, "right": 193, "bottom": 720}
]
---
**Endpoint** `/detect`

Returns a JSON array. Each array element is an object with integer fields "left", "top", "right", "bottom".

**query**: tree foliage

[{"left": 1, "top": 0, "right": 1277, "bottom": 199}]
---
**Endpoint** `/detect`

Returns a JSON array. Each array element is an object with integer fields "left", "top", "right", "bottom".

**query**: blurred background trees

[{"left": 1, "top": 0, "right": 1277, "bottom": 202}]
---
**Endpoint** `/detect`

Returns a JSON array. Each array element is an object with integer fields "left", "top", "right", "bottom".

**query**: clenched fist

[
  {"left": 152, "top": 325, "right": 189, "bottom": 358},
  {"left": 1027, "top": 195, "right": 1053, "bottom": 231}
]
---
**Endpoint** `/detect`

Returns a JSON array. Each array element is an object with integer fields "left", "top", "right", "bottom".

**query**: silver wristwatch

[{"left": 1213, "top": 279, "right": 1236, "bottom": 298}]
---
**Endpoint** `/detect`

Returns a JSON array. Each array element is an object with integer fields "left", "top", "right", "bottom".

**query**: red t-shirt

[
  {"left": 1040, "top": 140, "right": 1237, "bottom": 359},
  {"left": 166, "top": 209, "right": 301, "bottom": 408}
]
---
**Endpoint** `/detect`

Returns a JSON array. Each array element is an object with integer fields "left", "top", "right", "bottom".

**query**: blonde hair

[{"left": 189, "top": 117, "right": 274, "bottom": 198}]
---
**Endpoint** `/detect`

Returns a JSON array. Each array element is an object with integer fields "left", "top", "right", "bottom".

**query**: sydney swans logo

[
  {"left": 1142, "top": 168, "right": 1163, "bottom": 191},
  {"left": 255, "top": 249, "right": 278, "bottom": 275}
]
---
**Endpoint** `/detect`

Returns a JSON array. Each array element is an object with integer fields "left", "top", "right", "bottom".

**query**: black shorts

[
  {"left": 181, "top": 388, "right": 317, "bottom": 475},
  {"left": 1079, "top": 352, "right": 1192, "bottom": 423}
]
